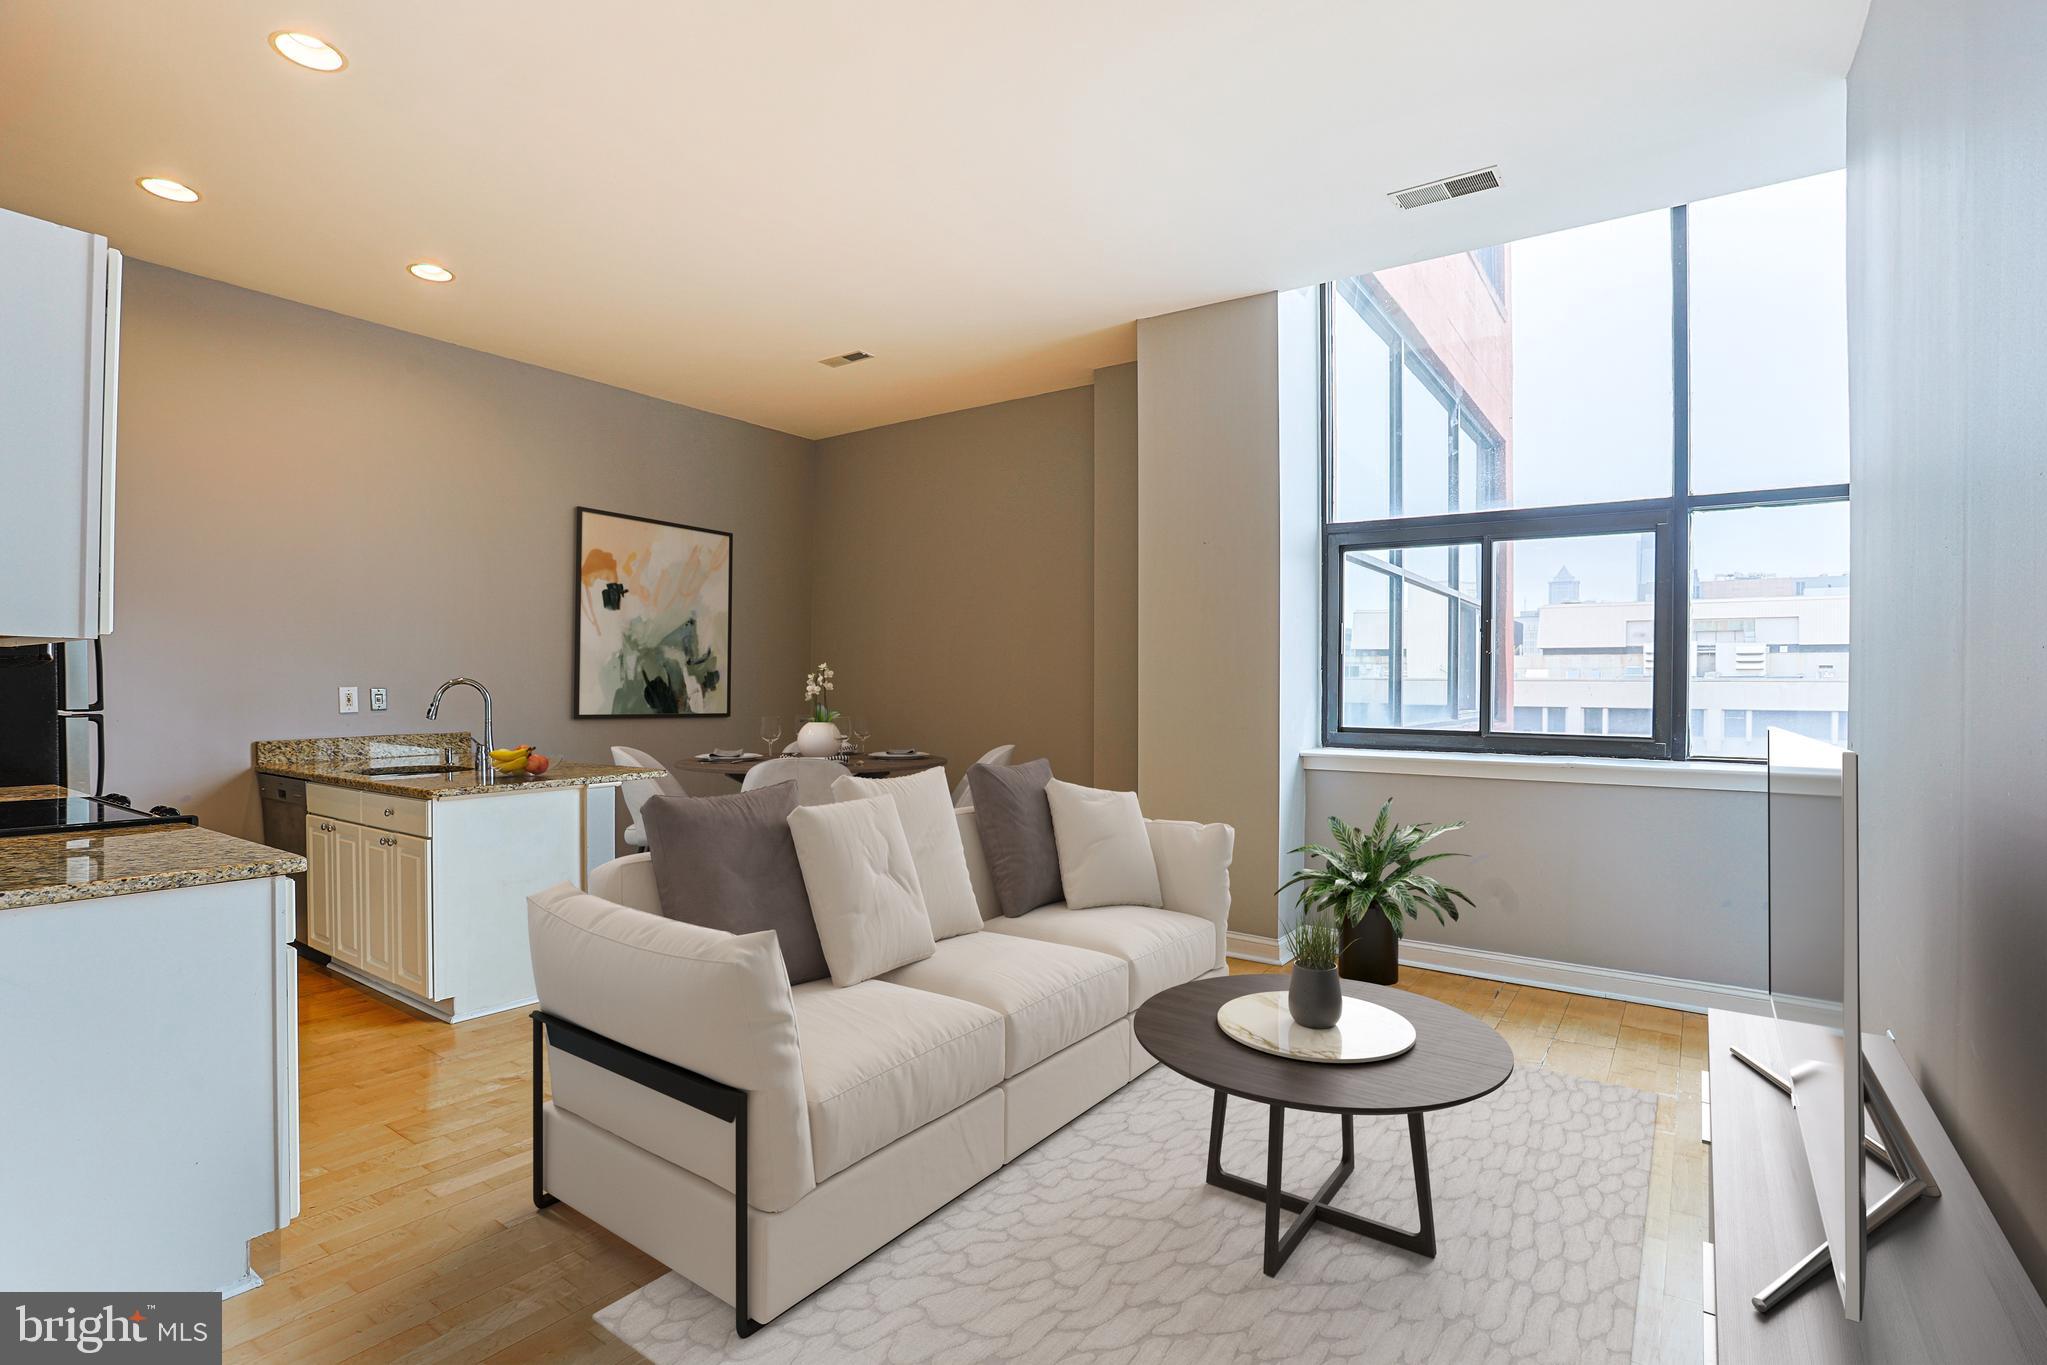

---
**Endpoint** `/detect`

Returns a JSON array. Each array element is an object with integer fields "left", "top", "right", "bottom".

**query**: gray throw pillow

[
  {"left": 642, "top": 783, "right": 828, "bottom": 985},
  {"left": 966, "top": 758, "right": 1064, "bottom": 917}
]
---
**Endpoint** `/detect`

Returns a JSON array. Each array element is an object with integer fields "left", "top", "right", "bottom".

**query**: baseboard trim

[
  {"left": 1225, "top": 931, "right": 1285, "bottom": 965},
  {"left": 1228, "top": 932, "right": 1767, "bottom": 1016},
  {"left": 1395, "top": 941, "right": 1771, "bottom": 1016}
]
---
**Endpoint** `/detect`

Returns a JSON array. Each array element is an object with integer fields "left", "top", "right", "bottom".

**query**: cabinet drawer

[
  {"left": 306, "top": 783, "right": 361, "bottom": 824},
  {"left": 360, "top": 794, "right": 432, "bottom": 838}
]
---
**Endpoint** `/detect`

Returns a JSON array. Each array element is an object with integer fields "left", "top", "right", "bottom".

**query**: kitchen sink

[{"left": 357, "top": 763, "right": 468, "bottom": 777}]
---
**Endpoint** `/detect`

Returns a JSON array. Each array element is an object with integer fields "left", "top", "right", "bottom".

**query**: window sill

[{"left": 1300, "top": 747, "right": 1764, "bottom": 793}]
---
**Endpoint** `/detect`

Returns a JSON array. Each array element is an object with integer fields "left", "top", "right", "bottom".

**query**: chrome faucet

[{"left": 426, "top": 677, "right": 494, "bottom": 777}]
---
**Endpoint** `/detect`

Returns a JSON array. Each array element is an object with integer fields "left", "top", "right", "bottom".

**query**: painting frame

[{"left": 574, "top": 506, "right": 734, "bottom": 718}]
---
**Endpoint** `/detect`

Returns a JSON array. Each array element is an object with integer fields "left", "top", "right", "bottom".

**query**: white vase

[{"left": 794, "top": 721, "right": 842, "bottom": 757}]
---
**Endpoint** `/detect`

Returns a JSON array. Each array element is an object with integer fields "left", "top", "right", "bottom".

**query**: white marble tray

[{"left": 1216, "top": 990, "right": 1417, "bottom": 1064}]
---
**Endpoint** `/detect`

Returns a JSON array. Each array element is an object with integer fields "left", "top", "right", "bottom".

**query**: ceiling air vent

[
  {"left": 819, "top": 350, "right": 874, "bottom": 368},
  {"left": 1389, "top": 166, "right": 1501, "bottom": 210}
]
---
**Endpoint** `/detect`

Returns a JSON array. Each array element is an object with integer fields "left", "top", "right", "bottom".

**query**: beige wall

[
  {"left": 1091, "top": 363, "right": 1138, "bottom": 790},
  {"left": 1137, "top": 294, "right": 1285, "bottom": 938},
  {"left": 109, "top": 262, "right": 815, "bottom": 841},
  {"left": 811, "top": 388, "right": 1097, "bottom": 790}
]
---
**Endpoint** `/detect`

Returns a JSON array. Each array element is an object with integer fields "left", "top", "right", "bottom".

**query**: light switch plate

[
  {"left": 338, "top": 685, "right": 360, "bottom": 714},
  {"left": 369, "top": 687, "right": 388, "bottom": 712}
]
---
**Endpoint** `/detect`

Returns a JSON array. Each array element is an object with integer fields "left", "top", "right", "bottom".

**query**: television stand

[{"left": 1725, "top": 1043, "right": 1941, "bottom": 1314}]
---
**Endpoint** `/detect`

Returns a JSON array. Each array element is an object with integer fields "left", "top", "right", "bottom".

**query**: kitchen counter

[
  {"left": 253, "top": 733, "right": 663, "bottom": 801},
  {"left": 0, "top": 786, "right": 307, "bottom": 910}
]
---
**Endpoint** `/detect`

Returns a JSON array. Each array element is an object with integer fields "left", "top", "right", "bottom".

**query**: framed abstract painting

[{"left": 575, "top": 507, "right": 732, "bottom": 716}]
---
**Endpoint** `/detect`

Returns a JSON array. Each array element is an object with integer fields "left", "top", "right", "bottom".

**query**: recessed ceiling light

[
  {"left": 407, "top": 262, "right": 455, "bottom": 284},
  {"left": 270, "top": 31, "right": 347, "bottom": 72},
  {"left": 137, "top": 177, "right": 201, "bottom": 204},
  {"left": 819, "top": 351, "right": 874, "bottom": 368}
]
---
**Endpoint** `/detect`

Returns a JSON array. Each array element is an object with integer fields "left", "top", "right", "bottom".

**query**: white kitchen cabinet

[
  {"left": 330, "top": 819, "right": 365, "bottom": 968},
  {"left": 301, "top": 784, "right": 599, "bottom": 1020},
  {"left": 0, "top": 205, "right": 121, "bottom": 643},
  {"left": 305, "top": 817, "right": 337, "bottom": 952},
  {"left": 389, "top": 833, "right": 432, "bottom": 1000}
]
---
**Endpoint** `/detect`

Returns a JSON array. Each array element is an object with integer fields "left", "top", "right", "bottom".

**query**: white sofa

[{"left": 526, "top": 805, "right": 1234, "bottom": 1335}]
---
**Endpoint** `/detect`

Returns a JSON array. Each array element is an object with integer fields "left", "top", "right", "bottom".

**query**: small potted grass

[{"left": 1282, "top": 910, "right": 1344, "bottom": 1029}]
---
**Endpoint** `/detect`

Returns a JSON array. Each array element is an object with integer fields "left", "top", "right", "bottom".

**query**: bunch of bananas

[{"left": 488, "top": 745, "right": 536, "bottom": 775}]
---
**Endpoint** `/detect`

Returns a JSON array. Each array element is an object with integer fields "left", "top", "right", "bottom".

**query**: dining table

[{"left": 688, "top": 751, "right": 948, "bottom": 783}]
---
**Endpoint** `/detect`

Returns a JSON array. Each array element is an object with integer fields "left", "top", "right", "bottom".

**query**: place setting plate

[{"left": 1216, "top": 990, "right": 1417, "bottom": 1064}]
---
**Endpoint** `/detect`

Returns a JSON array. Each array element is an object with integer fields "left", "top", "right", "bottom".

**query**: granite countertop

[
  {"left": 252, "top": 733, "right": 664, "bottom": 801},
  {"left": 0, "top": 787, "right": 307, "bottom": 911}
]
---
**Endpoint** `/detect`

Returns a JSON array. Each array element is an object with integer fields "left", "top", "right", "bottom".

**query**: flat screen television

[{"left": 1765, "top": 728, "right": 1864, "bottom": 1318}]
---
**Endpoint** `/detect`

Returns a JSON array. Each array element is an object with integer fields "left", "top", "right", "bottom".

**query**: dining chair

[
  {"left": 741, "top": 756, "right": 842, "bottom": 807},
  {"left": 953, "top": 743, "right": 1017, "bottom": 807},
  {"left": 611, "top": 745, "right": 686, "bottom": 848}
]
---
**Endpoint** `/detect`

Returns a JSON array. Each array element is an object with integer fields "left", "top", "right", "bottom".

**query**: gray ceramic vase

[{"left": 1287, "top": 964, "right": 1343, "bottom": 1029}]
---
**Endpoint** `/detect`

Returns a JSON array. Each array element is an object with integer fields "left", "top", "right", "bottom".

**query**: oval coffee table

[{"left": 1133, "top": 974, "right": 1514, "bottom": 1276}]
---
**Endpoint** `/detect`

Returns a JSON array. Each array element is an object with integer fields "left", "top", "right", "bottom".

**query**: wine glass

[
  {"left": 849, "top": 716, "right": 871, "bottom": 757},
  {"left": 759, "top": 716, "right": 781, "bottom": 758}
]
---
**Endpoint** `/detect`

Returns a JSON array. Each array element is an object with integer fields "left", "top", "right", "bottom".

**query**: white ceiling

[{"left": 0, "top": 1, "right": 1868, "bottom": 439}]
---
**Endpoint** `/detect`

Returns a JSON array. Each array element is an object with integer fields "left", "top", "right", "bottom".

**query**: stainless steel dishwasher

[{"left": 258, "top": 773, "right": 314, "bottom": 951}]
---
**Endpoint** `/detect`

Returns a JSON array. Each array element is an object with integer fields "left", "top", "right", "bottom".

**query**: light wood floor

[{"left": 228, "top": 957, "right": 1706, "bottom": 1363}]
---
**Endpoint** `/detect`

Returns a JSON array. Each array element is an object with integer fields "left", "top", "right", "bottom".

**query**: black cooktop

[{"left": 0, "top": 796, "right": 196, "bottom": 838}]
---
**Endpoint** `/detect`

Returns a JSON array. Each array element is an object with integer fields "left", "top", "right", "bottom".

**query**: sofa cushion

[
  {"left": 1045, "top": 779, "right": 1162, "bottom": 910},
  {"left": 642, "top": 784, "right": 829, "bottom": 985},
  {"left": 881, "top": 931, "right": 1127, "bottom": 1076},
  {"left": 832, "top": 767, "right": 983, "bottom": 940},
  {"left": 982, "top": 903, "right": 1216, "bottom": 1008},
  {"left": 966, "top": 758, "right": 1063, "bottom": 918},
  {"left": 792, "top": 979, "right": 1005, "bottom": 1182},
  {"left": 788, "top": 796, "right": 937, "bottom": 987}
]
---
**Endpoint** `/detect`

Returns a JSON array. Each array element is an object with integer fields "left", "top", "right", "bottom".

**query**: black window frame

[{"left": 1320, "top": 204, "right": 1850, "bottom": 761}]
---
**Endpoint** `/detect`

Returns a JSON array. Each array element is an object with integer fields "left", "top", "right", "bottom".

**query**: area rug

[{"left": 595, "top": 1064, "right": 1656, "bottom": 1364}]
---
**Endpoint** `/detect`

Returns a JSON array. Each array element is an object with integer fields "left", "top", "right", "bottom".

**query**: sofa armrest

[
  {"left": 527, "top": 883, "right": 816, "bottom": 1212},
  {"left": 1145, "top": 819, "right": 1235, "bottom": 970},
  {"left": 589, "top": 851, "right": 659, "bottom": 914}
]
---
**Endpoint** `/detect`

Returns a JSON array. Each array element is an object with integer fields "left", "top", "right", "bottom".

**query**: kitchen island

[
  {"left": 255, "top": 734, "right": 662, "bottom": 1022},
  {"left": 0, "top": 785, "right": 304, "bottom": 1295}
]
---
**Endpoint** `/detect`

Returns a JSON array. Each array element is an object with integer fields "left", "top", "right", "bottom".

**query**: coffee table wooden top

[
  {"left": 688, "top": 753, "right": 946, "bottom": 780},
  {"left": 1134, "top": 974, "right": 1514, "bottom": 1116}
]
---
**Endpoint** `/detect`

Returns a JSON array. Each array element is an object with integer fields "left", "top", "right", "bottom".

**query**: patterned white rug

[{"left": 596, "top": 1064, "right": 1656, "bottom": 1364}]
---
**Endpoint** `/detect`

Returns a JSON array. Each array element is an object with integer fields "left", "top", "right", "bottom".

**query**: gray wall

[
  {"left": 810, "top": 387, "right": 1097, "bottom": 789},
  {"left": 109, "top": 262, "right": 815, "bottom": 840},
  {"left": 1305, "top": 770, "right": 1768, "bottom": 988},
  {"left": 1848, "top": 0, "right": 2047, "bottom": 1291},
  {"left": 1091, "top": 363, "right": 1138, "bottom": 791}
]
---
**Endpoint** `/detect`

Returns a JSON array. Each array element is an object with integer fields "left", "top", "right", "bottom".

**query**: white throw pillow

[
  {"left": 1045, "top": 778, "right": 1163, "bottom": 910},
  {"left": 788, "top": 796, "right": 938, "bottom": 986},
  {"left": 831, "top": 767, "right": 983, "bottom": 939}
]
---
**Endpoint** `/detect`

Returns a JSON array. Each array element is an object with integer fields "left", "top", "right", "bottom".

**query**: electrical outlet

[
  {"left": 369, "top": 687, "right": 389, "bottom": 712},
  {"left": 338, "top": 685, "right": 359, "bottom": 714}
]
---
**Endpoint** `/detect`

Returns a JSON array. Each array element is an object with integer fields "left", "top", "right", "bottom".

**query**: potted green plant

[
  {"left": 1278, "top": 800, "right": 1474, "bottom": 985},
  {"left": 1282, "top": 911, "right": 1343, "bottom": 1028}
]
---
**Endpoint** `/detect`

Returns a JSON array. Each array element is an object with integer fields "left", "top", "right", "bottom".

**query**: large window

[{"left": 1323, "top": 172, "right": 1849, "bottom": 759}]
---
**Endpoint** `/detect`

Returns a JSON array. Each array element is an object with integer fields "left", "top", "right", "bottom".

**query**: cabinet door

[
  {"left": 0, "top": 209, "right": 117, "bottom": 642},
  {"left": 389, "top": 833, "right": 433, "bottom": 1000},
  {"left": 360, "top": 831, "right": 396, "bottom": 983},
  {"left": 330, "top": 820, "right": 365, "bottom": 968},
  {"left": 304, "top": 816, "right": 336, "bottom": 953}
]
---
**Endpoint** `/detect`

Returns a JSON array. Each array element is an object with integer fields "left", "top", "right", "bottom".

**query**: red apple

[{"left": 525, "top": 753, "right": 551, "bottom": 776}]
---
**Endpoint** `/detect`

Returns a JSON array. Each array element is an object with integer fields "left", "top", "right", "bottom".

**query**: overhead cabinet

[{"left": 0, "top": 205, "right": 121, "bottom": 643}]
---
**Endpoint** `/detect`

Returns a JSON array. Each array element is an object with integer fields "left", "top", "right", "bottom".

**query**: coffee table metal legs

[{"left": 1206, "top": 1089, "right": 1435, "bottom": 1275}]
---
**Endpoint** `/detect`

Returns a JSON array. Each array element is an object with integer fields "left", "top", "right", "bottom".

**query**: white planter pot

[{"left": 794, "top": 721, "right": 842, "bottom": 757}]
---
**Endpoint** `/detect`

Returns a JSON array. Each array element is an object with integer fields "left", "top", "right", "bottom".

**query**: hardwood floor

[
  {"left": 231, "top": 956, "right": 1705, "bottom": 1362},
  {"left": 1232, "top": 959, "right": 1709, "bottom": 1365}
]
